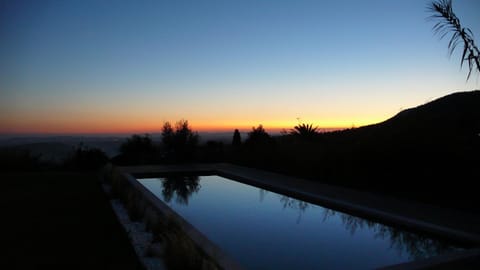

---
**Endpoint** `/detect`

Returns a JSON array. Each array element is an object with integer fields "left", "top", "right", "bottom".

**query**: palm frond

[
  {"left": 290, "top": 123, "right": 319, "bottom": 139},
  {"left": 428, "top": 0, "right": 480, "bottom": 80}
]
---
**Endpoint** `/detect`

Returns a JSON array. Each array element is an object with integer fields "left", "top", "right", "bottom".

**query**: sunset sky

[{"left": 1, "top": 0, "right": 479, "bottom": 134}]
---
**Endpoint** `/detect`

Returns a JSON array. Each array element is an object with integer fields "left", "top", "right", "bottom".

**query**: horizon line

[{"left": 0, "top": 126, "right": 349, "bottom": 137}]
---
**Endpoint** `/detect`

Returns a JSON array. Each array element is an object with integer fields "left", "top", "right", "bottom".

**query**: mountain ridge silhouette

[{"left": 349, "top": 90, "right": 480, "bottom": 141}]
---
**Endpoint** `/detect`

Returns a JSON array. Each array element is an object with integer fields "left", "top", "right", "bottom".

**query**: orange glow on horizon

[
  {"left": 0, "top": 104, "right": 389, "bottom": 135},
  {"left": 0, "top": 124, "right": 348, "bottom": 135},
  {"left": 0, "top": 117, "right": 384, "bottom": 135}
]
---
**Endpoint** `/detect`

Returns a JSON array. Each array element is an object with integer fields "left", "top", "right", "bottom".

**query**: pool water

[{"left": 138, "top": 175, "right": 457, "bottom": 269}]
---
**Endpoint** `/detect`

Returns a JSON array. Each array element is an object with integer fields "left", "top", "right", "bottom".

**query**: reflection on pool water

[{"left": 138, "top": 175, "right": 458, "bottom": 270}]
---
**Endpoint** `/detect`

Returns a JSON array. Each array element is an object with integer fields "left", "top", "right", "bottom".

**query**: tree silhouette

[
  {"left": 320, "top": 209, "right": 456, "bottom": 260},
  {"left": 232, "top": 129, "right": 242, "bottom": 147},
  {"left": 245, "top": 125, "right": 273, "bottom": 147},
  {"left": 161, "top": 120, "right": 199, "bottom": 162},
  {"left": 428, "top": 0, "right": 480, "bottom": 80},
  {"left": 161, "top": 175, "right": 200, "bottom": 205}
]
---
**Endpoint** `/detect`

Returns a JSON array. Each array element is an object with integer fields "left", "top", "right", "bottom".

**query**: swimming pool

[{"left": 138, "top": 175, "right": 458, "bottom": 269}]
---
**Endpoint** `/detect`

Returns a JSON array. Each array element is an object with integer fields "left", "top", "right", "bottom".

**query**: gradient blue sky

[{"left": 1, "top": 0, "right": 479, "bottom": 134}]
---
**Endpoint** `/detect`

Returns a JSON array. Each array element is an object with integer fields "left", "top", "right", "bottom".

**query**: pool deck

[{"left": 119, "top": 163, "right": 480, "bottom": 269}]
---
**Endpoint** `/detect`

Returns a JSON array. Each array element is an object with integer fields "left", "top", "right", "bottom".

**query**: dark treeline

[
  {"left": 3, "top": 91, "right": 477, "bottom": 212},
  {"left": 228, "top": 91, "right": 480, "bottom": 213},
  {"left": 112, "top": 120, "right": 199, "bottom": 165},
  {"left": 230, "top": 123, "right": 479, "bottom": 212},
  {"left": 0, "top": 143, "right": 109, "bottom": 171},
  {"left": 112, "top": 92, "right": 479, "bottom": 212}
]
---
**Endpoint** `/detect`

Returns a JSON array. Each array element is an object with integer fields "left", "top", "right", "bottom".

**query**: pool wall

[
  {"left": 105, "top": 163, "right": 480, "bottom": 270},
  {"left": 104, "top": 164, "right": 244, "bottom": 270}
]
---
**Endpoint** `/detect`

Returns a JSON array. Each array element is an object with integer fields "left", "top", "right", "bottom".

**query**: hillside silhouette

[
  {"left": 232, "top": 90, "right": 480, "bottom": 212},
  {"left": 346, "top": 90, "right": 480, "bottom": 141}
]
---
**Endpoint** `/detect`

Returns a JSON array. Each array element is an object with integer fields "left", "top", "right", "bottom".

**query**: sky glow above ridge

[{"left": 1, "top": 0, "right": 479, "bottom": 134}]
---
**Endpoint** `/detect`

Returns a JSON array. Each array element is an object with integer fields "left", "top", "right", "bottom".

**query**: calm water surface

[{"left": 138, "top": 175, "right": 456, "bottom": 269}]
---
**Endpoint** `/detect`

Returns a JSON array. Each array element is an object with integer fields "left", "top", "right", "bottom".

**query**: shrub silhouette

[
  {"left": 200, "top": 140, "right": 224, "bottom": 162},
  {"left": 162, "top": 120, "right": 199, "bottom": 162},
  {"left": 114, "top": 134, "right": 158, "bottom": 165},
  {"left": 0, "top": 148, "right": 45, "bottom": 171},
  {"left": 63, "top": 143, "right": 109, "bottom": 170}
]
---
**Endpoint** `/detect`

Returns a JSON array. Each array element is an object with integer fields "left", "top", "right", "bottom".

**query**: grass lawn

[{"left": 1, "top": 171, "right": 143, "bottom": 269}]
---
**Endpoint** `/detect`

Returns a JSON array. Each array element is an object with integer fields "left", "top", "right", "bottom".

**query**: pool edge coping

[
  {"left": 119, "top": 163, "right": 480, "bottom": 269},
  {"left": 122, "top": 171, "right": 245, "bottom": 270}
]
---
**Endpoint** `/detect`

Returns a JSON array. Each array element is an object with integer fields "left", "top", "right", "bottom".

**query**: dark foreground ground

[
  {"left": 3, "top": 168, "right": 480, "bottom": 270},
  {"left": 2, "top": 171, "right": 143, "bottom": 269}
]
